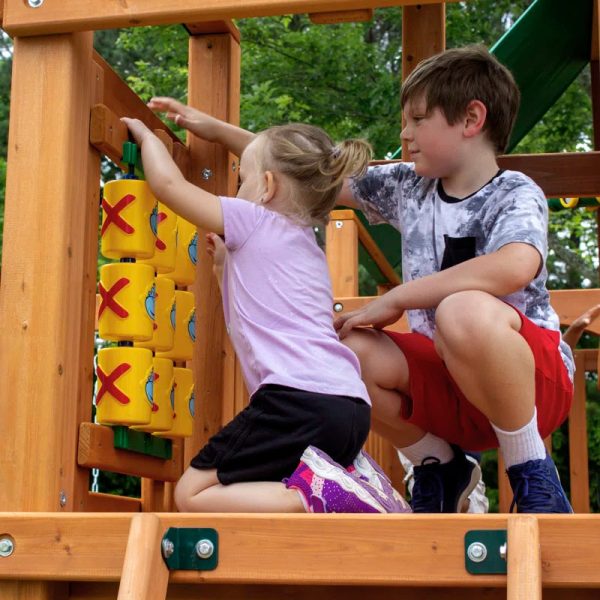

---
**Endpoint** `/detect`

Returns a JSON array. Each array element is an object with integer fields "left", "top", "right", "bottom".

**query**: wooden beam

[
  {"left": 507, "top": 515, "right": 542, "bottom": 600},
  {"left": 333, "top": 296, "right": 410, "bottom": 332},
  {"left": 84, "top": 492, "right": 142, "bottom": 512},
  {"left": 3, "top": 0, "right": 460, "bottom": 36},
  {"left": 1, "top": 514, "right": 600, "bottom": 587},
  {"left": 77, "top": 423, "right": 182, "bottom": 482},
  {"left": 187, "top": 31, "right": 241, "bottom": 463},
  {"left": 0, "top": 32, "right": 98, "bottom": 514},
  {"left": 309, "top": 9, "right": 373, "bottom": 24},
  {"left": 326, "top": 214, "right": 359, "bottom": 296},
  {"left": 549, "top": 288, "right": 600, "bottom": 334},
  {"left": 185, "top": 20, "right": 241, "bottom": 43}
]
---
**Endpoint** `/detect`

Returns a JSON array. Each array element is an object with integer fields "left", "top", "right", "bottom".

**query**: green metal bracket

[
  {"left": 112, "top": 426, "right": 172, "bottom": 460},
  {"left": 161, "top": 528, "right": 218, "bottom": 571},
  {"left": 465, "top": 529, "right": 507, "bottom": 575}
]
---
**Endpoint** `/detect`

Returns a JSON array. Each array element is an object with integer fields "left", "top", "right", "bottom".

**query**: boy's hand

[
  {"left": 121, "top": 117, "right": 155, "bottom": 145},
  {"left": 147, "top": 97, "right": 217, "bottom": 139},
  {"left": 334, "top": 294, "right": 404, "bottom": 339}
]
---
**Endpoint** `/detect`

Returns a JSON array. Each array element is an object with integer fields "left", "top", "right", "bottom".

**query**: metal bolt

[
  {"left": 499, "top": 542, "right": 507, "bottom": 561},
  {"left": 0, "top": 537, "right": 14, "bottom": 558},
  {"left": 335, "top": 221, "right": 343, "bottom": 229},
  {"left": 28, "top": 0, "right": 44, "bottom": 7},
  {"left": 333, "top": 302, "right": 344, "bottom": 313},
  {"left": 195, "top": 539, "right": 214, "bottom": 559},
  {"left": 467, "top": 541, "right": 487, "bottom": 563},
  {"left": 161, "top": 538, "right": 174, "bottom": 559},
  {"left": 59, "top": 491, "right": 67, "bottom": 507},
  {"left": 232, "top": 162, "right": 237, "bottom": 172},
  {"left": 202, "top": 168, "right": 213, "bottom": 180}
]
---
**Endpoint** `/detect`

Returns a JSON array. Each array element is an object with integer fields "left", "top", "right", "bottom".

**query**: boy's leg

[
  {"left": 342, "top": 328, "right": 479, "bottom": 512},
  {"left": 434, "top": 290, "right": 572, "bottom": 513}
]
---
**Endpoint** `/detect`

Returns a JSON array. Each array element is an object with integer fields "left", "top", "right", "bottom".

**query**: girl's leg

[{"left": 174, "top": 466, "right": 305, "bottom": 513}]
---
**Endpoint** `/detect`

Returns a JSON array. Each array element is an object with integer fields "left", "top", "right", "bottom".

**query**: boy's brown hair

[{"left": 400, "top": 45, "right": 520, "bottom": 154}]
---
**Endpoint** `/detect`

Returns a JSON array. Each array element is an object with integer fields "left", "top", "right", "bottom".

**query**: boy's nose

[{"left": 400, "top": 126, "right": 411, "bottom": 141}]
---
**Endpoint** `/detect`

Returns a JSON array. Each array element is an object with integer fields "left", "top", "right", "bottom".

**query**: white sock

[
  {"left": 492, "top": 409, "right": 546, "bottom": 469},
  {"left": 399, "top": 432, "right": 454, "bottom": 466}
]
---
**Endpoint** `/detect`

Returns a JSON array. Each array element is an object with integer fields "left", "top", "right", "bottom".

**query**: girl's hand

[
  {"left": 147, "top": 97, "right": 218, "bottom": 140},
  {"left": 334, "top": 294, "right": 404, "bottom": 339},
  {"left": 206, "top": 232, "right": 226, "bottom": 268},
  {"left": 121, "top": 117, "right": 154, "bottom": 145}
]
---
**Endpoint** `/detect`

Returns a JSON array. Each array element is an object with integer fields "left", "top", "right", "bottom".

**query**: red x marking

[
  {"left": 101, "top": 194, "right": 136, "bottom": 236},
  {"left": 155, "top": 211, "right": 168, "bottom": 251},
  {"left": 98, "top": 278, "right": 130, "bottom": 319},
  {"left": 96, "top": 363, "right": 131, "bottom": 405}
]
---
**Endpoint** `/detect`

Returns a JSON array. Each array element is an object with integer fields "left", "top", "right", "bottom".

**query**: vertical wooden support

[
  {"left": 0, "top": 31, "right": 99, "bottom": 599},
  {"left": 117, "top": 514, "right": 170, "bottom": 600},
  {"left": 186, "top": 31, "right": 241, "bottom": 465},
  {"left": 326, "top": 215, "right": 359, "bottom": 296},
  {"left": 497, "top": 454, "right": 512, "bottom": 513},
  {"left": 401, "top": 4, "right": 445, "bottom": 158},
  {"left": 592, "top": 1, "right": 600, "bottom": 298},
  {"left": 569, "top": 352, "right": 590, "bottom": 512},
  {"left": 507, "top": 515, "right": 542, "bottom": 600}
]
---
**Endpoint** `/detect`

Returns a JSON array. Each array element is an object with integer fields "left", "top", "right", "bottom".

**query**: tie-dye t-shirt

[{"left": 350, "top": 162, "right": 574, "bottom": 381}]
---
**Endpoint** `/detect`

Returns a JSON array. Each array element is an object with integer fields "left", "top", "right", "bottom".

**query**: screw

[
  {"left": 59, "top": 491, "right": 67, "bottom": 507},
  {"left": 335, "top": 221, "right": 343, "bottom": 229},
  {"left": 232, "top": 162, "right": 237, "bottom": 172},
  {"left": 195, "top": 539, "right": 214, "bottom": 559},
  {"left": 467, "top": 541, "right": 487, "bottom": 563},
  {"left": 0, "top": 537, "right": 14, "bottom": 557},
  {"left": 28, "top": 0, "right": 44, "bottom": 6},
  {"left": 499, "top": 542, "right": 507, "bottom": 561},
  {"left": 333, "top": 302, "right": 344, "bottom": 313},
  {"left": 202, "top": 168, "right": 213, "bottom": 180},
  {"left": 161, "top": 538, "right": 174, "bottom": 559}
]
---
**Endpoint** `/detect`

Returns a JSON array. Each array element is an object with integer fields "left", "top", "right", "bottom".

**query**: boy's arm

[
  {"left": 148, "top": 97, "right": 255, "bottom": 157},
  {"left": 122, "top": 118, "right": 224, "bottom": 234},
  {"left": 335, "top": 179, "right": 361, "bottom": 209},
  {"left": 336, "top": 242, "right": 540, "bottom": 337}
]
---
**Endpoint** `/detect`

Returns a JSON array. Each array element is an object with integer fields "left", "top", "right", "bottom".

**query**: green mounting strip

[
  {"left": 161, "top": 528, "right": 219, "bottom": 571},
  {"left": 464, "top": 529, "right": 507, "bottom": 575},
  {"left": 112, "top": 426, "right": 172, "bottom": 460},
  {"left": 122, "top": 141, "right": 138, "bottom": 166}
]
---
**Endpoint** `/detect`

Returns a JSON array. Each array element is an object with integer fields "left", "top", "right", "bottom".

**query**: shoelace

[
  {"left": 509, "top": 467, "right": 559, "bottom": 513},
  {"left": 412, "top": 457, "right": 444, "bottom": 512}
]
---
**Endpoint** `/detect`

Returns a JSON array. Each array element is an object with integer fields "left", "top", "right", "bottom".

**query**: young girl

[{"left": 122, "top": 111, "right": 409, "bottom": 514}]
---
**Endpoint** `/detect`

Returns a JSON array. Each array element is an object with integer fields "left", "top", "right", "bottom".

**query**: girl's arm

[
  {"left": 148, "top": 97, "right": 255, "bottom": 157},
  {"left": 122, "top": 117, "right": 224, "bottom": 234},
  {"left": 335, "top": 242, "right": 540, "bottom": 338}
]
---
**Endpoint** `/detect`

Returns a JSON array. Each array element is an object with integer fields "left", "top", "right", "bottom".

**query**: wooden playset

[{"left": 1, "top": 0, "right": 600, "bottom": 598}]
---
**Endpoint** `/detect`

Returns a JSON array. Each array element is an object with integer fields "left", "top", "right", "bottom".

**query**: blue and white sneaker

[
  {"left": 410, "top": 445, "right": 481, "bottom": 513},
  {"left": 507, "top": 452, "right": 573, "bottom": 513}
]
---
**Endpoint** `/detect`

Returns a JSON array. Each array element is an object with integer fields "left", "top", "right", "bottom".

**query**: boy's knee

[
  {"left": 173, "top": 480, "right": 191, "bottom": 512},
  {"left": 340, "top": 327, "right": 374, "bottom": 363}
]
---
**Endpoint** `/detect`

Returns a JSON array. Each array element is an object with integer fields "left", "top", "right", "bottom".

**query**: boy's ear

[
  {"left": 463, "top": 100, "right": 487, "bottom": 138},
  {"left": 262, "top": 170, "right": 276, "bottom": 204}
]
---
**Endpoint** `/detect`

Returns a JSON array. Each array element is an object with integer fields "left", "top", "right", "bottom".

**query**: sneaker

[
  {"left": 506, "top": 452, "right": 573, "bottom": 513},
  {"left": 410, "top": 445, "right": 481, "bottom": 513},
  {"left": 285, "top": 446, "right": 390, "bottom": 513},
  {"left": 350, "top": 450, "right": 411, "bottom": 513}
]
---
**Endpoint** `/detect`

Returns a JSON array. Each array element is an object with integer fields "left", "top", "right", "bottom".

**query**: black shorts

[{"left": 190, "top": 384, "right": 371, "bottom": 485}]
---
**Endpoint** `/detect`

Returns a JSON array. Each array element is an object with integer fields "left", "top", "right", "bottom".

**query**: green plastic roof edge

[{"left": 358, "top": 0, "right": 593, "bottom": 284}]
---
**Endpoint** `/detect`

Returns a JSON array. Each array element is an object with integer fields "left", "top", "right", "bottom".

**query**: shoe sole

[
  {"left": 453, "top": 460, "right": 482, "bottom": 514},
  {"left": 302, "top": 447, "right": 388, "bottom": 513}
]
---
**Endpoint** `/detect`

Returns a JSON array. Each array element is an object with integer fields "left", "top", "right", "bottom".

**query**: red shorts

[{"left": 383, "top": 307, "right": 573, "bottom": 451}]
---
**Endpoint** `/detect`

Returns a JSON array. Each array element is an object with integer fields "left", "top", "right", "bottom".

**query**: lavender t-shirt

[{"left": 219, "top": 196, "right": 369, "bottom": 404}]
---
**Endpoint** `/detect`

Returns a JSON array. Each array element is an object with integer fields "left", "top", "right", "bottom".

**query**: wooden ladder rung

[{"left": 507, "top": 515, "right": 541, "bottom": 600}]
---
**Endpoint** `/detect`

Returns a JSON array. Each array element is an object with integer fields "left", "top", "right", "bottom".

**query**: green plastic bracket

[
  {"left": 112, "top": 426, "right": 172, "bottom": 460},
  {"left": 122, "top": 141, "right": 138, "bottom": 166},
  {"left": 161, "top": 528, "right": 218, "bottom": 571},
  {"left": 464, "top": 529, "right": 507, "bottom": 575}
]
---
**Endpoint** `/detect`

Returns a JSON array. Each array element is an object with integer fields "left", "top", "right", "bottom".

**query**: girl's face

[{"left": 237, "top": 138, "right": 265, "bottom": 204}]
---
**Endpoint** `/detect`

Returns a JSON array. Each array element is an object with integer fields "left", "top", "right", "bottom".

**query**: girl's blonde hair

[{"left": 257, "top": 124, "right": 372, "bottom": 227}]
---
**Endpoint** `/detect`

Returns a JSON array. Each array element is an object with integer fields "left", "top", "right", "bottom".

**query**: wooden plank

[
  {"left": 185, "top": 20, "right": 241, "bottom": 43},
  {"left": 186, "top": 31, "right": 241, "bottom": 464},
  {"left": 0, "top": 0, "right": 4, "bottom": 28},
  {"left": 84, "top": 492, "right": 142, "bottom": 513},
  {"left": 309, "top": 9, "right": 373, "bottom": 24},
  {"left": 3, "top": 0, "right": 461, "bottom": 36},
  {"left": 507, "top": 515, "right": 541, "bottom": 600},
  {"left": 593, "top": 0, "right": 599, "bottom": 62},
  {"left": 549, "top": 288, "right": 600, "bottom": 334},
  {"left": 569, "top": 352, "right": 590, "bottom": 513},
  {"left": 2, "top": 514, "right": 600, "bottom": 586},
  {"left": 326, "top": 214, "right": 359, "bottom": 296},
  {"left": 0, "top": 32, "right": 98, "bottom": 514},
  {"left": 141, "top": 479, "right": 165, "bottom": 512},
  {"left": 117, "top": 514, "right": 170, "bottom": 600},
  {"left": 497, "top": 453, "right": 512, "bottom": 514},
  {"left": 332, "top": 296, "right": 409, "bottom": 333},
  {"left": 77, "top": 423, "right": 182, "bottom": 482}
]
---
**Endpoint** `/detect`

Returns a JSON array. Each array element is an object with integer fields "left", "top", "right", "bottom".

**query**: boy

[{"left": 334, "top": 45, "right": 574, "bottom": 513}]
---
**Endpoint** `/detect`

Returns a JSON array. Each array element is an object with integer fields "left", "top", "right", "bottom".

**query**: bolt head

[
  {"left": 467, "top": 541, "right": 487, "bottom": 563},
  {"left": 161, "top": 538, "right": 174, "bottom": 559},
  {"left": 0, "top": 537, "right": 14, "bottom": 557},
  {"left": 28, "top": 0, "right": 44, "bottom": 6},
  {"left": 59, "top": 491, "right": 67, "bottom": 507},
  {"left": 202, "top": 168, "right": 213, "bottom": 180},
  {"left": 195, "top": 539, "right": 214, "bottom": 559},
  {"left": 333, "top": 302, "right": 344, "bottom": 313},
  {"left": 335, "top": 221, "right": 343, "bottom": 229}
]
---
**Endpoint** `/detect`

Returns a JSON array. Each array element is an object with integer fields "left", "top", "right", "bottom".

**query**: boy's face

[{"left": 401, "top": 97, "right": 465, "bottom": 179}]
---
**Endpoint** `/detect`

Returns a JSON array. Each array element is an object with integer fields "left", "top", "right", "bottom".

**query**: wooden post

[
  {"left": 117, "top": 514, "right": 170, "bottom": 600},
  {"left": 401, "top": 4, "right": 445, "bottom": 158},
  {"left": 326, "top": 213, "right": 359, "bottom": 297},
  {"left": 186, "top": 30, "right": 241, "bottom": 466},
  {"left": 0, "top": 30, "right": 99, "bottom": 599},
  {"left": 507, "top": 515, "right": 542, "bottom": 600}
]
